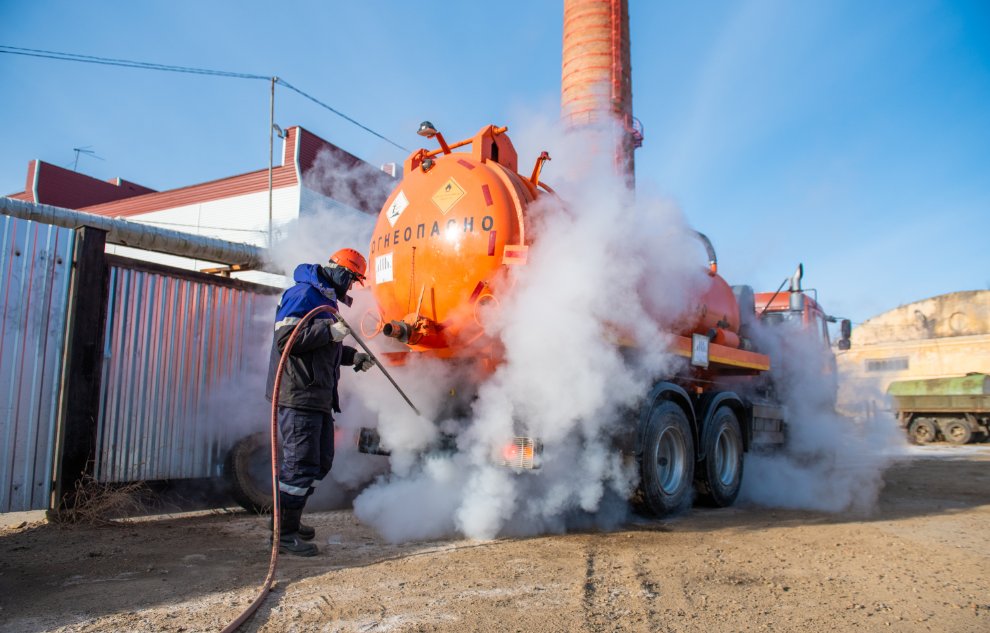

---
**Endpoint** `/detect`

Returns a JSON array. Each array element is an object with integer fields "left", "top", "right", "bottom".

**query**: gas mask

[{"left": 321, "top": 265, "right": 356, "bottom": 306}]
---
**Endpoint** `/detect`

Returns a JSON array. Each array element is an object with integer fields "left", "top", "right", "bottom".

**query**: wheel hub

[
  {"left": 714, "top": 427, "right": 741, "bottom": 486},
  {"left": 656, "top": 427, "right": 686, "bottom": 494}
]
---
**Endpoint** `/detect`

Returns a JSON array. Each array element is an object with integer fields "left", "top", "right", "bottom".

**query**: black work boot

[
  {"left": 296, "top": 518, "right": 316, "bottom": 541},
  {"left": 277, "top": 507, "right": 318, "bottom": 557},
  {"left": 268, "top": 515, "right": 315, "bottom": 541}
]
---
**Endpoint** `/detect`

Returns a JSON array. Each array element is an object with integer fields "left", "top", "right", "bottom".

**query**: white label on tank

[
  {"left": 375, "top": 253, "right": 394, "bottom": 284},
  {"left": 386, "top": 191, "right": 408, "bottom": 227},
  {"left": 691, "top": 333, "right": 710, "bottom": 368}
]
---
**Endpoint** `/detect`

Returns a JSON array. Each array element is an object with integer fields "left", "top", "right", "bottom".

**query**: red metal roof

[
  {"left": 80, "top": 126, "right": 395, "bottom": 218},
  {"left": 81, "top": 164, "right": 298, "bottom": 218},
  {"left": 5, "top": 160, "right": 155, "bottom": 208},
  {"left": 5, "top": 160, "right": 37, "bottom": 201}
]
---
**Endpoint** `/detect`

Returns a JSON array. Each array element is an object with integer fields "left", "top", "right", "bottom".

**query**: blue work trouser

[{"left": 277, "top": 406, "right": 334, "bottom": 510}]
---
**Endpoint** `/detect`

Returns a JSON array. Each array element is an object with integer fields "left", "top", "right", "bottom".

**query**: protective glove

[
  {"left": 353, "top": 352, "right": 374, "bottom": 372},
  {"left": 329, "top": 320, "right": 350, "bottom": 342}
]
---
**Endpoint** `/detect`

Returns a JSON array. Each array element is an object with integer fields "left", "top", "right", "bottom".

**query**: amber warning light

[{"left": 499, "top": 437, "right": 543, "bottom": 469}]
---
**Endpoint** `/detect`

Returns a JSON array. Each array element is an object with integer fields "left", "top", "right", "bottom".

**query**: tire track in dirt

[
  {"left": 633, "top": 559, "right": 664, "bottom": 631},
  {"left": 581, "top": 540, "right": 666, "bottom": 632},
  {"left": 582, "top": 545, "right": 599, "bottom": 629}
]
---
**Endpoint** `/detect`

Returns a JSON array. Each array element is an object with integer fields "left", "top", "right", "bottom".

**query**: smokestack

[{"left": 561, "top": 0, "right": 640, "bottom": 188}]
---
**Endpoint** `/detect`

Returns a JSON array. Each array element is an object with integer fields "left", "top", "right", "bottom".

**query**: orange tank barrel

[
  {"left": 680, "top": 273, "right": 742, "bottom": 346},
  {"left": 367, "top": 126, "right": 537, "bottom": 352},
  {"left": 366, "top": 124, "right": 745, "bottom": 357}
]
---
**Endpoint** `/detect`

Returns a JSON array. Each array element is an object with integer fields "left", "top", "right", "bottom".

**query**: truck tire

[
  {"left": 223, "top": 432, "right": 274, "bottom": 514},
  {"left": 637, "top": 400, "right": 695, "bottom": 517},
  {"left": 908, "top": 418, "right": 937, "bottom": 444},
  {"left": 941, "top": 418, "right": 973, "bottom": 445},
  {"left": 695, "top": 407, "right": 743, "bottom": 507}
]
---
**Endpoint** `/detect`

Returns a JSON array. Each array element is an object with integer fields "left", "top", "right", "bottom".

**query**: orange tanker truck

[{"left": 349, "top": 122, "right": 847, "bottom": 517}]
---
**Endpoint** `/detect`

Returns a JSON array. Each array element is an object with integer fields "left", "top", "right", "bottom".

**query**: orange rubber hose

[{"left": 220, "top": 304, "right": 334, "bottom": 633}]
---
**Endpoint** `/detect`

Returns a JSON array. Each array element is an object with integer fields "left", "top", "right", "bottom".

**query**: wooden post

[{"left": 50, "top": 226, "right": 110, "bottom": 512}]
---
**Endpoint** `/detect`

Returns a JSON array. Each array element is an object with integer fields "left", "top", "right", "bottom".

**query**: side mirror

[{"left": 838, "top": 318, "right": 852, "bottom": 350}]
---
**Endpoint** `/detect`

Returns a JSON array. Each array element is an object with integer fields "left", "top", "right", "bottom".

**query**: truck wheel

[
  {"left": 696, "top": 407, "right": 743, "bottom": 507},
  {"left": 908, "top": 418, "right": 937, "bottom": 444},
  {"left": 637, "top": 400, "right": 695, "bottom": 517},
  {"left": 223, "top": 432, "right": 274, "bottom": 514},
  {"left": 942, "top": 418, "right": 973, "bottom": 445}
]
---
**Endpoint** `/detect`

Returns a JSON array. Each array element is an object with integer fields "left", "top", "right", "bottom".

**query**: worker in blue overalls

[{"left": 265, "top": 248, "right": 374, "bottom": 556}]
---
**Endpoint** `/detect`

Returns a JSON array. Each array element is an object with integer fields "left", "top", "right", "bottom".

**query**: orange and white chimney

[{"left": 561, "top": 0, "right": 642, "bottom": 188}]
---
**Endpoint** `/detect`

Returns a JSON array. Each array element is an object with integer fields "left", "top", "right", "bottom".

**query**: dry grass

[{"left": 50, "top": 476, "right": 153, "bottom": 526}]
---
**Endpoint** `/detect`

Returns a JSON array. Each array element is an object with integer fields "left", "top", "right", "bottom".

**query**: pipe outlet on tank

[
  {"left": 383, "top": 320, "right": 412, "bottom": 343},
  {"left": 382, "top": 317, "right": 446, "bottom": 348}
]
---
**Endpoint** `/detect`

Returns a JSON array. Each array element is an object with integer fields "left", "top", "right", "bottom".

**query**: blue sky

[{"left": 1, "top": 1, "right": 988, "bottom": 325}]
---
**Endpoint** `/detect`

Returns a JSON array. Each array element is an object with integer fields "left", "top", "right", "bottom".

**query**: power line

[
  {"left": 276, "top": 79, "right": 407, "bottom": 151},
  {"left": 0, "top": 44, "right": 408, "bottom": 151},
  {"left": 0, "top": 45, "right": 268, "bottom": 79}
]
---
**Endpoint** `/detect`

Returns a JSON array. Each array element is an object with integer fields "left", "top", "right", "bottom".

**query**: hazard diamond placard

[{"left": 432, "top": 178, "right": 465, "bottom": 215}]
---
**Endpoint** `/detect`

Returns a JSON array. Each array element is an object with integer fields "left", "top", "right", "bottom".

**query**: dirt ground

[{"left": 1, "top": 445, "right": 988, "bottom": 633}]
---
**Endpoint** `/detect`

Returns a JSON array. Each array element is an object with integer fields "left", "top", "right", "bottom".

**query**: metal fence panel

[
  {"left": 95, "top": 262, "right": 273, "bottom": 482},
  {"left": 0, "top": 215, "right": 75, "bottom": 512}
]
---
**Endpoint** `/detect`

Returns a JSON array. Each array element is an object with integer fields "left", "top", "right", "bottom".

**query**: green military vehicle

[{"left": 887, "top": 373, "right": 990, "bottom": 444}]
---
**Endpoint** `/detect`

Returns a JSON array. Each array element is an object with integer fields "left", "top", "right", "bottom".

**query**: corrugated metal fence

[
  {"left": 1, "top": 212, "right": 278, "bottom": 512},
  {"left": 0, "top": 216, "right": 75, "bottom": 512},
  {"left": 95, "top": 260, "right": 273, "bottom": 482}
]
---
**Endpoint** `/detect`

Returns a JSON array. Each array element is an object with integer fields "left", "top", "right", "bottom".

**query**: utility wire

[
  {"left": 277, "top": 79, "right": 407, "bottom": 151},
  {"left": 0, "top": 45, "right": 268, "bottom": 79},
  {"left": 0, "top": 45, "right": 408, "bottom": 151}
]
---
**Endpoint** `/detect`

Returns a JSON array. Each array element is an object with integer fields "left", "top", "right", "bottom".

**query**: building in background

[
  {"left": 5, "top": 126, "right": 396, "bottom": 285},
  {"left": 836, "top": 290, "right": 990, "bottom": 412}
]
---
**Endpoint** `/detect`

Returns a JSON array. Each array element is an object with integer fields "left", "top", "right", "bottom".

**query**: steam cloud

[
  {"left": 263, "top": 120, "right": 903, "bottom": 540},
  {"left": 349, "top": 120, "right": 709, "bottom": 541},
  {"left": 739, "top": 320, "right": 905, "bottom": 512}
]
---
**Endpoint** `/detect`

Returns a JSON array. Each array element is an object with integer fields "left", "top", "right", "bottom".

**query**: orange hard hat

[{"left": 329, "top": 248, "right": 367, "bottom": 284}]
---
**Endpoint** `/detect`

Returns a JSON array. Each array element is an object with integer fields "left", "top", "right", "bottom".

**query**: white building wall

[
  {"left": 100, "top": 183, "right": 379, "bottom": 287},
  {"left": 105, "top": 186, "right": 301, "bottom": 287}
]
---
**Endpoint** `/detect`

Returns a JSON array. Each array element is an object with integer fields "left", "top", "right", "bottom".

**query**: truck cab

[
  {"left": 753, "top": 264, "right": 850, "bottom": 353},
  {"left": 756, "top": 292, "right": 831, "bottom": 345},
  {"left": 750, "top": 265, "right": 848, "bottom": 408}
]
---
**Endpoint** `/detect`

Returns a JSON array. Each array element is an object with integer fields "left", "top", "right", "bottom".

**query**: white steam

[
  {"left": 272, "top": 119, "right": 905, "bottom": 540},
  {"left": 738, "top": 318, "right": 905, "bottom": 513},
  {"left": 351, "top": 120, "right": 706, "bottom": 541}
]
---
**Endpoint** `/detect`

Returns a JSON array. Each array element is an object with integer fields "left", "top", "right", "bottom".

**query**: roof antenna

[{"left": 71, "top": 146, "right": 104, "bottom": 171}]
